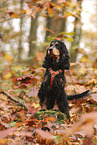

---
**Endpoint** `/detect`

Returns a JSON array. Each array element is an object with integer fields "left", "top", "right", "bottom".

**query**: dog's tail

[{"left": 67, "top": 90, "right": 90, "bottom": 100}]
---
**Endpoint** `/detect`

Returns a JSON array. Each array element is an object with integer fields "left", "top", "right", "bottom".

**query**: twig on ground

[{"left": 0, "top": 91, "right": 28, "bottom": 111}]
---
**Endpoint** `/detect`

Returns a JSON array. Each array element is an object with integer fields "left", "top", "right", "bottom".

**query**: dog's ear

[
  {"left": 42, "top": 48, "right": 52, "bottom": 68},
  {"left": 59, "top": 42, "right": 70, "bottom": 70},
  {"left": 61, "top": 42, "right": 70, "bottom": 59}
]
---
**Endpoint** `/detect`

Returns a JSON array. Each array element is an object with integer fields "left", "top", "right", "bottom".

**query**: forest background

[{"left": 0, "top": 0, "right": 97, "bottom": 144}]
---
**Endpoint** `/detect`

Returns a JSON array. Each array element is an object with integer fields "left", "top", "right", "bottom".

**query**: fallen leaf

[
  {"left": 91, "top": 93, "right": 97, "bottom": 104},
  {"left": 11, "top": 13, "right": 19, "bottom": 18},
  {"left": 56, "top": 112, "right": 97, "bottom": 137},
  {"left": 44, "top": 28, "right": 55, "bottom": 34},
  {"left": 35, "top": 129, "right": 54, "bottom": 141},
  {"left": 74, "top": 130, "right": 86, "bottom": 138},
  {"left": 44, "top": 117, "right": 56, "bottom": 123},
  {"left": 0, "top": 138, "right": 8, "bottom": 144},
  {"left": 3, "top": 72, "right": 12, "bottom": 79},
  {"left": 14, "top": 131, "right": 32, "bottom": 137},
  {"left": 0, "top": 127, "right": 16, "bottom": 140},
  {"left": 21, "top": 10, "right": 26, "bottom": 14}
]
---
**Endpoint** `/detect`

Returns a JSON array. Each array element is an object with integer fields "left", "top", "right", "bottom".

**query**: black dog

[{"left": 38, "top": 40, "right": 89, "bottom": 120}]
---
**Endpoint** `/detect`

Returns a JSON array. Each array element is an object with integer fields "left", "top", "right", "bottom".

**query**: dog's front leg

[{"left": 41, "top": 97, "right": 47, "bottom": 110}]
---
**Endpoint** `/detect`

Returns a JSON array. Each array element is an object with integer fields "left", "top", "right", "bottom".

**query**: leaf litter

[{"left": 0, "top": 64, "right": 97, "bottom": 144}]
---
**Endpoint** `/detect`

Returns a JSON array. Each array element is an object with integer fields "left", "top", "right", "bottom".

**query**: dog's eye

[
  {"left": 55, "top": 42, "right": 59, "bottom": 45},
  {"left": 55, "top": 42, "right": 61, "bottom": 48}
]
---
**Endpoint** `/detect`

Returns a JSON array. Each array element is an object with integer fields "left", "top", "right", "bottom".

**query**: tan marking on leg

[
  {"left": 41, "top": 98, "right": 47, "bottom": 110},
  {"left": 53, "top": 101, "right": 59, "bottom": 110}
]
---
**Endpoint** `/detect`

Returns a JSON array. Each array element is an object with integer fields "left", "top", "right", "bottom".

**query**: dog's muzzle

[
  {"left": 48, "top": 44, "right": 60, "bottom": 56},
  {"left": 48, "top": 44, "right": 55, "bottom": 55}
]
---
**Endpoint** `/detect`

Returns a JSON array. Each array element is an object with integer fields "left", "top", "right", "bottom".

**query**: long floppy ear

[
  {"left": 59, "top": 41, "right": 70, "bottom": 70},
  {"left": 61, "top": 42, "right": 70, "bottom": 59},
  {"left": 42, "top": 48, "right": 52, "bottom": 68}
]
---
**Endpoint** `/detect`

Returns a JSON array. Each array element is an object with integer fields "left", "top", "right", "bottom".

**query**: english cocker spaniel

[{"left": 38, "top": 40, "right": 89, "bottom": 120}]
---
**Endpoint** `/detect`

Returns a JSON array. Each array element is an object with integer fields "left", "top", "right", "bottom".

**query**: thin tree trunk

[
  {"left": 18, "top": 0, "right": 23, "bottom": 63},
  {"left": 45, "top": 16, "right": 66, "bottom": 41},
  {"left": 28, "top": 14, "right": 39, "bottom": 64},
  {"left": 70, "top": 0, "right": 82, "bottom": 62},
  {"left": 45, "top": 0, "right": 66, "bottom": 41}
]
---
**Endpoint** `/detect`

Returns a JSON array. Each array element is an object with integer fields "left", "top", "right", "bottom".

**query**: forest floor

[{"left": 0, "top": 62, "right": 97, "bottom": 145}]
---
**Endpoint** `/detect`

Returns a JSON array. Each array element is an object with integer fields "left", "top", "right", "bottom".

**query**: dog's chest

[{"left": 52, "top": 58, "right": 60, "bottom": 70}]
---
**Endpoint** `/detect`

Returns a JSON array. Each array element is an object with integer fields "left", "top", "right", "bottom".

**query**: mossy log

[{"left": 34, "top": 110, "right": 67, "bottom": 124}]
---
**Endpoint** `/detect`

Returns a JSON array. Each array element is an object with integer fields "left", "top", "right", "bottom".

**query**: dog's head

[{"left": 48, "top": 40, "right": 69, "bottom": 59}]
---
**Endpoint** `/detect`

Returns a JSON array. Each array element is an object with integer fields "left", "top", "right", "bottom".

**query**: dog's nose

[
  {"left": 49, "top": 48, "right": 53, "bottom": 53},
  {"left": 48, "top": 44, "right": 56, "bottom": 55},
  {"left": 48, "top": 46, "right": 53, "bottom": 54}
]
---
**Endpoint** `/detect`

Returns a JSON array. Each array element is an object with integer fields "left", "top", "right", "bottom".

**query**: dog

[{"left": 38, "top": 40, "right": 89, "bottom": 120}]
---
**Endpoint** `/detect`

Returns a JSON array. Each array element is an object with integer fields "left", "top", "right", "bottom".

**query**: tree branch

[
  {"left": 0, "top": 91, "right": 28, "bottom": 111},
  {"left": 0, "top": 14, "right": 28, "bottom": 23}
]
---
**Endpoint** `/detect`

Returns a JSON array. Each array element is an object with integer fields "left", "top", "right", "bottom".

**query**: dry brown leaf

[
  {"left": 11, "top": 13, "right": 19, "bottom": 18},
  {"left": 0, "top": 138, "right": 8, "bottom": 144},
  {"left": 48, "top": 4, "right": 54, "bottom": 15},
  {"left": 21, "top": 10, "right": 26, "bottom": 14},
  {"left": 82, "top": 137, "right": 93, "bottom": 145},
  {"left": 0, "top": 127, "right": 16, "bottom": 140},
  {"left": 91, "top": 93, "right": 97, "bottom": 104},
  {"left": 74, "top": 130, "right": 86, "bottom": 138},
  {"left": 56, "top": 112, "right": 97, "bottom": 137},
  {"left": 70, "top": 107, "right": 80, "bottom": 114},
  {"left": 44, "top": 117, "right": 56, "bottom": 123},
  {"left": 35, "top": 129, "right": 54, "bottom": 141},
  {"left": 44, "top": 28, "right": 55, "bottom": 34},
  {"left": 14, "top": 131, "right": 32, "bottom": 137},
  {"left": 86, "top": 79, "right": 96, "bottom": 86}
]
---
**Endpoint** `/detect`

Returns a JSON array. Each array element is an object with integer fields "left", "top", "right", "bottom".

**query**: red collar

[{"left": 48, "top": 68, "right": 63, "bottom": 89}]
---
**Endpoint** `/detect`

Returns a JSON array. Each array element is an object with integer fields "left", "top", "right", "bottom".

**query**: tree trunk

[
  {"left": 18, "top": 0, "right": 23, "bottom": 63},
  {"left": 28, "top": 14, "right": 39, "bottom": 64},
  {"left": 45, "top": 0, "right": 66, "bottom": 41},
  {"left": 45, "top": 16, "right": 66, "bottom": 41},
  {"left": 70, "top": 0, "right": 82, "bottom": 62}
]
